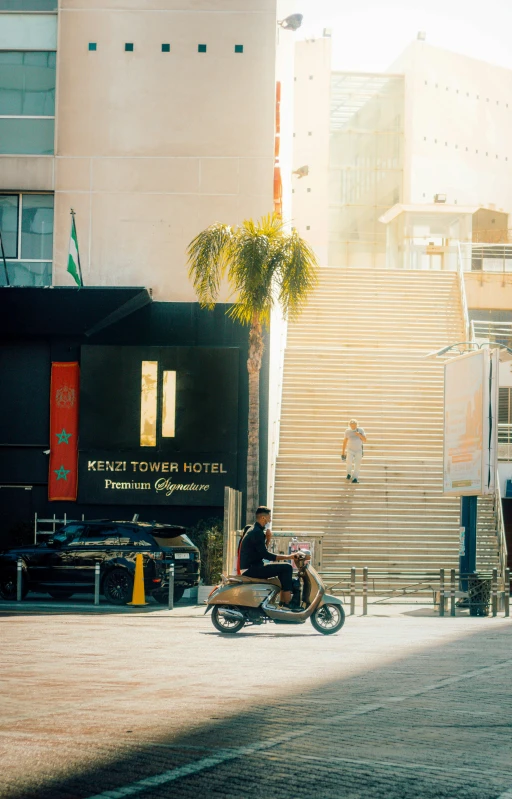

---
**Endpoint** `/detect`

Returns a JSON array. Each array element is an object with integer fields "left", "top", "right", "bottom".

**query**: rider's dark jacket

[{"left": 239, "top": 522, "right": 277, "bottom": 571}]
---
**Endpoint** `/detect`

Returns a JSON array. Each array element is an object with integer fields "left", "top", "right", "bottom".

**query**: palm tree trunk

[{"left": 246, "top": 316, "right": 264, "bottom": 522}]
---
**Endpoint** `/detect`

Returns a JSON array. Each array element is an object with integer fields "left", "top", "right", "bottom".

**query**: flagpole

[
  {"left": 0, "top": 229, "right": 10, "bottom": 286},
  {"left": 70, "top": 209, "right": 84, "bottom": 287}
]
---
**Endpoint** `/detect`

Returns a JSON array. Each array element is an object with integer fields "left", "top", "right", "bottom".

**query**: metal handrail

[
  {"left": 457, "top": 241, "right": 470, "bottom": 341},
  {"left": 494, "top": 481, "right": 508, "bottom": 583},
  {"left": 472, "top": 320, "right": 512, "bottom": 341},
  {"left": 498, "top": 423, "right": 512, "bottom": 445},
  {"left": 267, "top": 315, "right": 288, "bottom": 509}
]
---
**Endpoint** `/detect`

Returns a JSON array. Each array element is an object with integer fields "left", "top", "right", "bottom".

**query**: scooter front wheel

[
  {"left": 311, "top": 603, "right": 345, "bottom": 635},
  {"left": 211, "top": 605, "right": 245, "bottom": 634}
]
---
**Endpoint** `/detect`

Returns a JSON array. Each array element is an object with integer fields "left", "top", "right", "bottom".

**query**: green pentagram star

[
  {"left": 56, "top": 428, "right": 72, "bottom": 444},
  {"left": 54, "top": 465, "right": 70, "bottom": 481}
]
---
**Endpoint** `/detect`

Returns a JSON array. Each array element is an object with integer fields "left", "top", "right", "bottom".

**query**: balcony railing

[{"left": 471, "top": 320, "right": 512, "bottom": 348}]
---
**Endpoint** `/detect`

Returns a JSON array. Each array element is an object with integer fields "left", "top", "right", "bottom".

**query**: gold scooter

[{"left": 205, "top": 552, "right": 345, "bottom": 635}]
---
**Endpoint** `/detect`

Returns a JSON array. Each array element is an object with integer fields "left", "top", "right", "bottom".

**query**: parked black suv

[{"left": 0, "top": 520, "right": 200, "bottom": 605}]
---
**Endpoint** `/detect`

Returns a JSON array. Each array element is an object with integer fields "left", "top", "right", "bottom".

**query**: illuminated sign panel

[
  {"left": 79, "top": 346, "right": 238, "bottom": 505},
  {"left": 443, "top": 348, "right": 498, "bottom": 496}
]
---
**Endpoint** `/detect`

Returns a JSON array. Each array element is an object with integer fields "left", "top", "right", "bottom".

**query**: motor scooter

[{"left": 205, "top": 552, "right": 345, "bottom": 634}]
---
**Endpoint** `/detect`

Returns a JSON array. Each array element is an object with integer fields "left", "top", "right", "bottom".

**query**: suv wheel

[
  {"left": 103, "top": 568, "right": 133, "bottom": 605},
  {"left": 152, "top": 586, "right": 185, "bottom": 605}
]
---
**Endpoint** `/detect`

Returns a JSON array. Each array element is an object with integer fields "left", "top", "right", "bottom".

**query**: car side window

[
  {"left": 54, "top": 525, "right": 86, "bottom": 546},
  {"left": 79, "top": 526, "right": 120, "bottom": 546},
  {"left": 127, "top": 530, "right": 155, "bottom": 548}
]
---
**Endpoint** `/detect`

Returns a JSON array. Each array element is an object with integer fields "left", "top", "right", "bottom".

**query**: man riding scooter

[{"left": 240, "top": 506, "right": 300, "bottom": 611}]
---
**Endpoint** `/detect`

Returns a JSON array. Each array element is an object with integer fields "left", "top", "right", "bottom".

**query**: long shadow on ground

[{"left": 4, "top": 623, "right": 512, "bottom": 799}]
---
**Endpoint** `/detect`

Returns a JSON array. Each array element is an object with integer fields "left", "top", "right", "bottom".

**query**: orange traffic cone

[{"left": 128, "top": 553, "right": 147, "bottom": 606}]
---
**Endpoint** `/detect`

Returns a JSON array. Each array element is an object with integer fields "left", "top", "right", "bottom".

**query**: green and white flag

[{"left": 67, "top": 214, "right": 83, "bottom": 287}]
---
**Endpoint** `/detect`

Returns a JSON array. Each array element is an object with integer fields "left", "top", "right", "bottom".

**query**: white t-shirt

[{"left": 345, "top": 427, "right": 365, "bottom": 453}]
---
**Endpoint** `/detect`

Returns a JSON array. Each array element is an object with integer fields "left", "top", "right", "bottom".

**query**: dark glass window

[
  {"left": 198, "top": 44, "right": 207, "bottom": 53},
  {"left": 125, "top": 43, "right": 134, "bottom": 52},
  {"left": 0, "top": 0, "right": 57, "bottom": 8},
  {"left": 88, "top": 43, "right": 97, "bottom": 51},
  {"left": 0, "top": 51, "right": 55, "bottom": 155},
  {"left": 80, "top": 525, "right": 120, "bottom": 545},
  {"left": 54, "top": 525, "right": 86, "bottom": 545},
  {"left": 0, "top": 195, "right": 19, "bottom": 258},
  {"left": 234, "top": 45, "right": 243, "bottom": 53},
  {"left": 21, "top": 194, "right": 54, "bottom": 260},
  {"left": 162, "top": 44, "right": 170, "bottom": 53},
  {"left": 0, "top": 52, "right": 56, "bottom": 116},
  {"left": 0, "top": 193, "right": 53, "bottom": 286}
]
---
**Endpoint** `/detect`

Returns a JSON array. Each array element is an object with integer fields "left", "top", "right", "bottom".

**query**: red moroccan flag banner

[{"left": 48, "top": 362, "right": 79, "bottom": 501}]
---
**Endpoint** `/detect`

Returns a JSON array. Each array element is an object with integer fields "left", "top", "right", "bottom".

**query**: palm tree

[{"left": 187, "top": 213, "right": 318, "bottom": 520}]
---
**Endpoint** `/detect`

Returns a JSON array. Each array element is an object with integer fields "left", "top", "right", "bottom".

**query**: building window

[
  {"left": 0, "top": 0, "right": 56, "bottom": 7},
  {"left": 0, "top": 51, "right": 55, "bottom": 155},
  {"left": 198, "top": 44, "right": 207, "bottom": 53},
  {"left": 125, "top": 43, "right": 134, "bottom": 52},
  {"left": 88, "top": 43, "right": 97, "bottom": 51},
  {"left": 0, "top": 193, "right": 53, "bottom": 286},
  {"left": 234, "top": 44, "right": 243, "bottom": 53},
  {"left": 162, "top": 44, "right": 170, "bottom": 53},
  {"left": 499, "top": 388, "right": 512, "bottom": 445}
]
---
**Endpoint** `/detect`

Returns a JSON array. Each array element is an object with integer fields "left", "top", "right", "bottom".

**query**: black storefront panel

[{"left": 78, "top": 345, "right": 239, "bottom": 506}]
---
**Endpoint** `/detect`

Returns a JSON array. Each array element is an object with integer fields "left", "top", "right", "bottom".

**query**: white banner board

[{"left": 443, "top": 349, "right": 498, "bottom": 496}]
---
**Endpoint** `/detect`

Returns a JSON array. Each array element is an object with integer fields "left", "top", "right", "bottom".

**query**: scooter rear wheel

[
  {"left": 211, "top": 605, "right": 245, "bottom": 634},
  {"left": 311, "top": 603, "right": 345, "bottom": 635}
]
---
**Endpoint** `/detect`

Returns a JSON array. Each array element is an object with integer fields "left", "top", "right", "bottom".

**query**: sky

[{"left": 295, "top": 0, "right": 512, "bottom": 73}]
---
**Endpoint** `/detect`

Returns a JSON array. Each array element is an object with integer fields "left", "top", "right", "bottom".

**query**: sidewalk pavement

[{"left": 1, "top": 599, "right": 511, "bottom": 799}]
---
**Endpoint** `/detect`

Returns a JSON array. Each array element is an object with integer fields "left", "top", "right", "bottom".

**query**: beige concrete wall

[
  {"left": 465, "top": 272, "right": 512, "bottom": 310},
  {"left": 389, "top": 41, "right": 512, "bottom": 213},
  {"left": 0, "top": 157, "right": 54, "bottom": 191},
  {"left": 290, "top": 37, "right": 331, "bottom": 265},
  {"left": 54, "top": 0, "right": 277, "bottom": 299}
]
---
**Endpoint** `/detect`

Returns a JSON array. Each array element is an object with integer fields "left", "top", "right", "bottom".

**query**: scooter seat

[{"left": 227, "top": 574, "right": 282, "bottom": 588}]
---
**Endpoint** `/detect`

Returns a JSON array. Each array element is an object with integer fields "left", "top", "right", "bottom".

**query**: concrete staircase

[{"left": 272, "top": 268, "right": 499, "bottom": 589}]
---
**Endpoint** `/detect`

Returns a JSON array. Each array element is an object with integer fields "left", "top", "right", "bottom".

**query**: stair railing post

[
  {"left": 505, "top": 569, "right": 510, "bottom": 618},
  {"left": 350, "top": 567, "right": 356, "bottom": 616},
  {"left": 450, "top": 569, "right": 456, "bottom": 617},
  {"left": 362, "top": 567, "right": 368, "bottom": 616},
  {"left": 439, "top": 569, "right": 445, "bottom": 617},
  {"left": 492, "top": 568, "right": 498, "bottom": 617}
]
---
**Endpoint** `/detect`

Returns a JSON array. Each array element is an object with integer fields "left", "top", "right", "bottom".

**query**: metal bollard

[
  {"left": 439, "top": 569, "right": 445, "bottom": 617},
  {"left": 505, "top": 568, "right": 510, "bottom": 618},
  {"left": 450, "top": 569, "right": 456, "bottom": 617},
  {"left": 492, "top": 568, "right": 498, "bottom": 618},
  {"left": 168, "top": 563, "right": 175, "bottom": 611},
  {"left": 16, "top": 559, "right": 23, "bottom": 602},
  {"left": 362, "top": 567, "right": 368, "bottom": 616},
  {"left": 94, "top": 562, "right": 100, "bottom": 606},
  {"left": 350, "top": 567, "right": 356, "bottom": 616}
]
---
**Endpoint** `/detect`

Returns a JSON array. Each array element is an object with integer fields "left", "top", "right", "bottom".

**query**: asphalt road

[{"left": 1, "top": 601, "right": 512, "bottom": 799}]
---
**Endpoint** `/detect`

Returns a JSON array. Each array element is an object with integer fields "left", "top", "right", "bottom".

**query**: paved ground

[{"left": 1, "top": 599, "right": 512, "bottom": 799}]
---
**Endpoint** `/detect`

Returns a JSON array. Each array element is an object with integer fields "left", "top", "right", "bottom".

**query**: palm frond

[
  {"left": 226, "top": 225, "right": 276, "bottom": 325},
  {"left": 187, "top": 223, "right": 232, "bottom": 308},
  {"left": 276, "top": 229, "right": 318, "bottom": 319},
  {"left": 187, "top": 214, "right": 317, "bottom": 326}
]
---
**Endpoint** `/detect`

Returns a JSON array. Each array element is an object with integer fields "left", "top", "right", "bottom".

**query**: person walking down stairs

[{"left": 341, "top": 419, "right": 367, "bottom": 484}]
